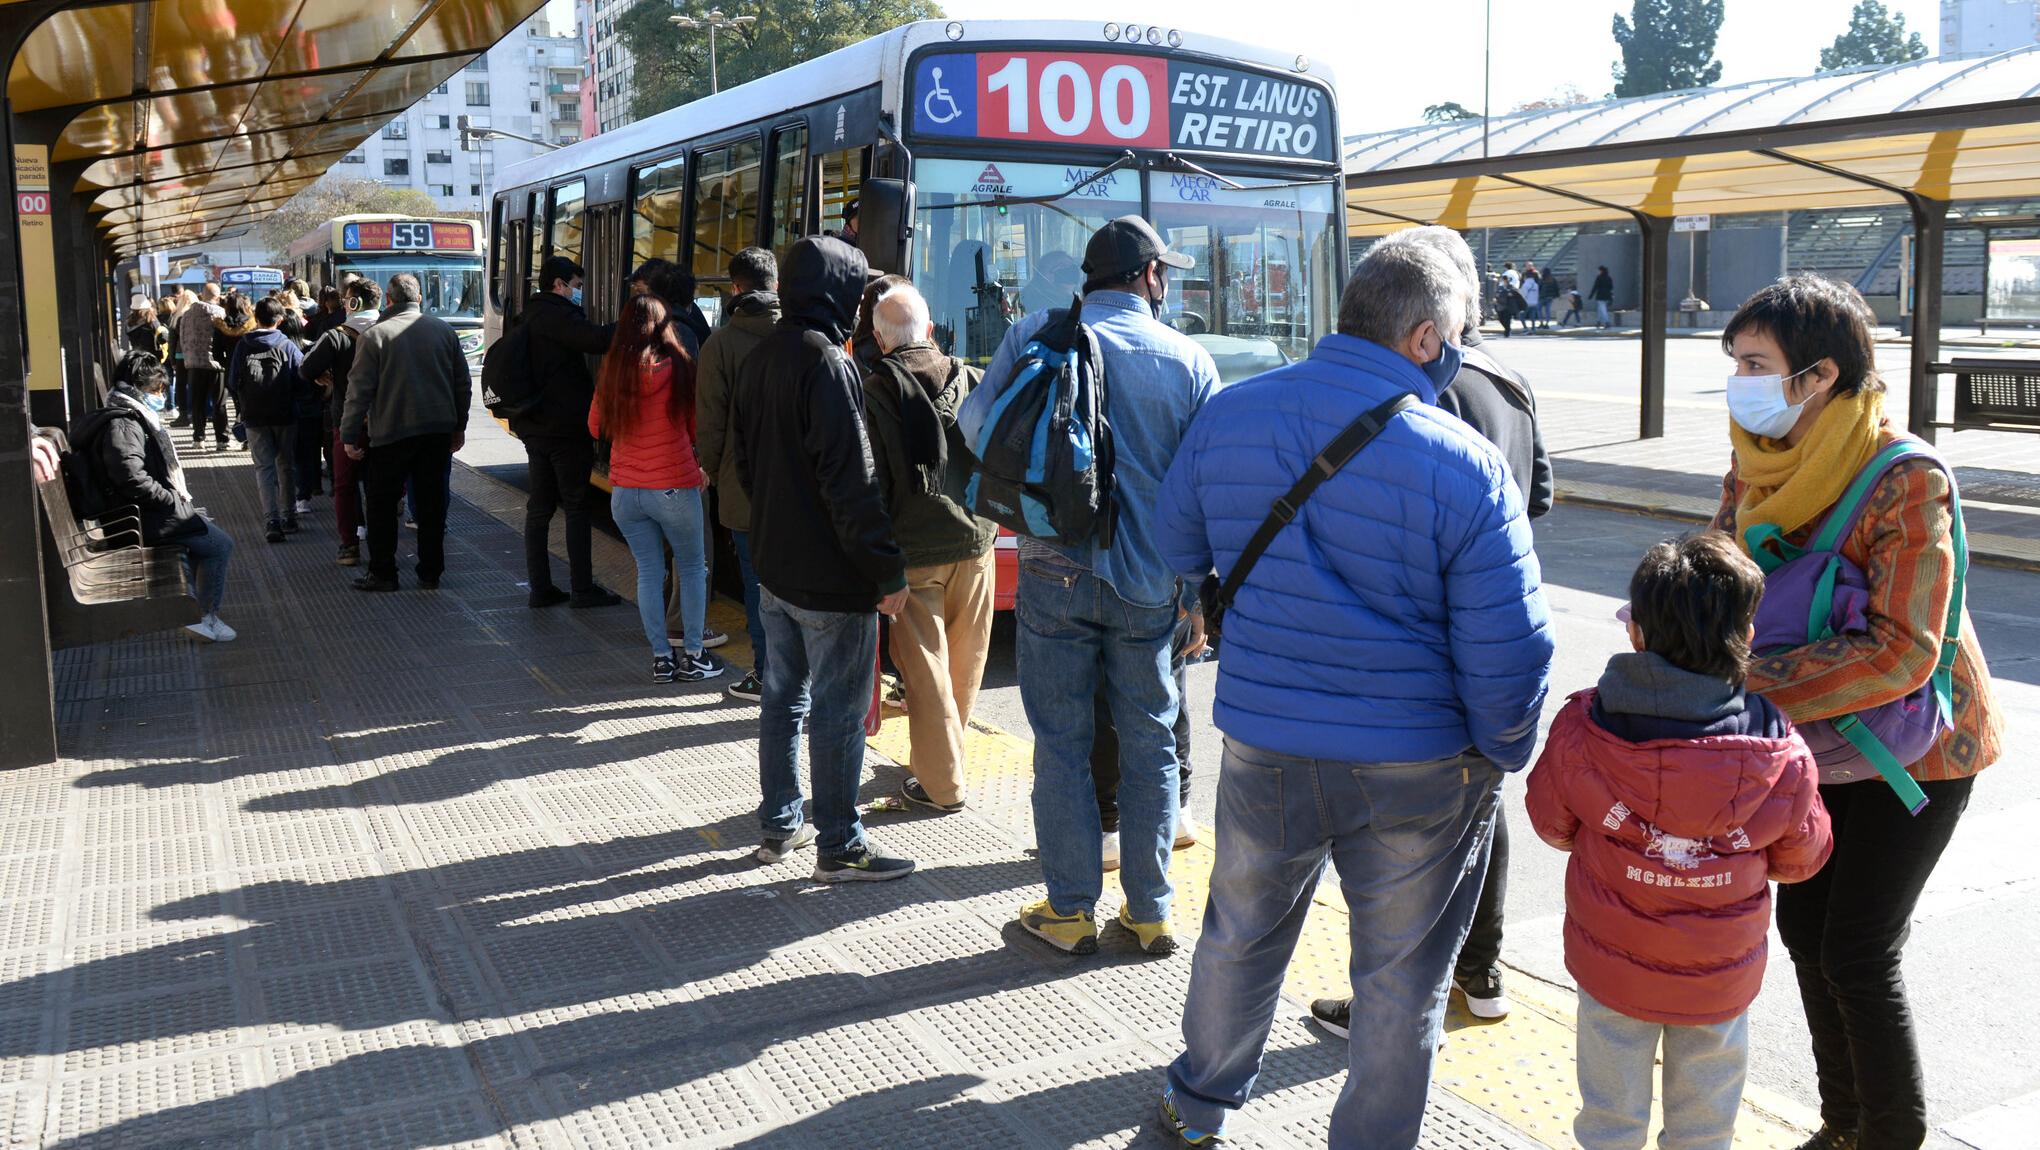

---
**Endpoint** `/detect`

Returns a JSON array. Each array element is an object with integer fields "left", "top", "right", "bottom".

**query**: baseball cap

[{"left": 1082, "top": 216, "right": 1194, "bottom": 283}]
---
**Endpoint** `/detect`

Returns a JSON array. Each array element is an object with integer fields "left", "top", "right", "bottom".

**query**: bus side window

[
  {"left": 550, "top": 179, "right": 587, "bottom": 270},
  {"left": 691, "top": 138, "right": 760, "bottom": 287},
  {"left": 632, "top": 156, "right": 686, "bottom": 269},
  {"left": 489, "top": 198, "right": 506, "bottom": 309},
  {"left": 525, "top": 192, "right": 545, "bottom": 300},
  {"left": 818, "top": 145, "right": 868, "bottom": 239},
  {"left": 767, "top": 123, "right": 809, "bottom": 259}
]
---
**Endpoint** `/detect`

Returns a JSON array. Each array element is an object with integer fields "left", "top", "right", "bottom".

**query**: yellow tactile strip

[{"left": 452, "top": 460, "right": 1821, "bottom": 1148}]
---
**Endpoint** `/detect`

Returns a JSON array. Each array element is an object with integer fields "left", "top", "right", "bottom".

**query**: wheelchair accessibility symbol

[{"left": 923, "top": 67, "right": 963, "bottom": 125}]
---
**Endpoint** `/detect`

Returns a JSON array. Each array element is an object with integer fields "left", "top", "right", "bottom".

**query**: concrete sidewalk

[{"left": 8, "top": 446, "right": 1555, "bottom": 1149}]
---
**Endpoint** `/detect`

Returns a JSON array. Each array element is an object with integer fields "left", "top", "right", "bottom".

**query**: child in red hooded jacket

[{"left": 1528, "top": 533, "right": 1832, "bottom": 1150}]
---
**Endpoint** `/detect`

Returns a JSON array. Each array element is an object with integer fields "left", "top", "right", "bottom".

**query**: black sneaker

[
  {"left": 1308, "top": 997, "right": 1351, "bottom": 1040},
  {"left": 281, "top": 518, "right": 301, "bottom": 535},
  {"left": 675, "top": 651, "right": 726, "bottom": 682},
  {"left": 265, "top": 522, "right": 285, "bottom": 544},
  {"left": 755, "top": 824, "right": 817, "bottom": 864},
  {"left": 726, "top": 671, "right": 763, "bottom": 703},
  {"left": 701, "top": 628, "right": 730, "bottom": 650},
  {"left": 1454, "top": 965, "right": 1511, "bottom": 1019},
  {"left": 351, "top": 574, "right": 398, "bottom": 593},
  {"left": 570, "top": 587, "right": 622, "bottom": 609},
  {"left": 528, "top": 586, "right": 570, "bottom": 609},
  {"left": 901, "top": 777, "right": 965, "bottom": 814},
  {"left": 651, "top": 655, "right": 678, "bottom": 683},
  {"left": 1793, "top": 1130, "right": 1858, "bottom": 1150},
  {"left": 813, "top": 847, "right": 916, "bottom": 883}
]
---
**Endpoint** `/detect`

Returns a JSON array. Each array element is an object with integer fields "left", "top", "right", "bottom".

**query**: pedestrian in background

[
  {"left": 178, "top": 283, "right": 229, "bottom": 450},
  {"left": 303, "top": 278, "right": 380, "bottom": 567},
  {"left": 341, "top": 273, "right": 470, "bottom": 593},
  {"left": 1592, "top": 265, "right": 1616, "bottom": 327},
  {"left": 861, "top": 281, "right": 995, "bottom": 815},
  {"left": 696, "top": 246, "right": 781, "bottom": 704},
  {"left": 1155, "top": 230, "right": 1551, "bottom": 1149},
  {"left": 1527, "top": 533, "right": 1831, "bottom": 1150},
  {"left": 515, "top": 255, "right": 620, "bottom": 609},
  {"left": 960, "top": 215, "right": 1218, "bottom": 960},
  {"left": 227, "top": 297, "right": 306, "bottom": 544},
  {"left": 737, "top": 235, "right": 914, "bottom": 883},
  {"left": 593, "top": 294, "right": 724, "bottom": 684}
]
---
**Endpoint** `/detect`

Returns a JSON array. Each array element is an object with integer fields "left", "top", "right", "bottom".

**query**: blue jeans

[
  {"left": 245, "top": 424, "right": 295, "bottom": 526},
  {"left": 611, "top": 485, "right": 707, "bottom": 658},
  {"left": 756, "top": 586, "right": 877, "bottom": 857},
  {"left": 177, "top": 518, "right": 233, "bottom": 616},
  {"left": 732, "top": 530, "right": 765, "bottom": 678},
  {"left": 1168, "top": 740, "right": 1502, "bottom": 1147},
  {"left": 1015, "top": 552, "right": 1179, "bottom": 922}
]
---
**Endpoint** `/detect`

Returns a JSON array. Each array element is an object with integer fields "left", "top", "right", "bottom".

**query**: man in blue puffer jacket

[{"left": 1155, "top": 231, "right": 1554, "bottom": 1150}]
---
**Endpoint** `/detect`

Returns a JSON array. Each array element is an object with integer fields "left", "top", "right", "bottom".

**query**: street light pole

[{"left": 669, "top": 6, "right": 756, "bottom": 95}]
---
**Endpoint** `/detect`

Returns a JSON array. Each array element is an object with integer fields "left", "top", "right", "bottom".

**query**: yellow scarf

[{"left": 1731, "top": 388, "right": 1886, "bottom": 549}]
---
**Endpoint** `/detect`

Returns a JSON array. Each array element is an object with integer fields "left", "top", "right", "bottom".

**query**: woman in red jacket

[{"left": 592, "top": 296, "right": 724, "bottom": 684}]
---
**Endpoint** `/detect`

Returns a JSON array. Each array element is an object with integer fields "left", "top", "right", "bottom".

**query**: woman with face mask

[
  {"left": 84, "top": 353, "right": 239, "bottom": 643},
  {"left": 1710, "top": 275, "right": 2001, "bottom": 1150}
]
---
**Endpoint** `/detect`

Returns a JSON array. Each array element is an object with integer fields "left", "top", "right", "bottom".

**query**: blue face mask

[
  {"left": 1422, "top": 337, "right": 1464, "bottom": 392},
  {"left": 1726, "top": 364, "right": 1815, "bottom": 438},
  {"left": 569, "top": 287, "right": 584, "bottom": 307},
  {"left": 143, "top": 391, "right": 167, "bottom": 412}
]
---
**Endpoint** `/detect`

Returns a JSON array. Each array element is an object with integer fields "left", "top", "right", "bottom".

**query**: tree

[
  {"left": 1423, "top": 101, "right": 1481, "bottom": 123},
  {"left": 1819, "top": 0, "right": 1927, "bottom": 71},
  {"left": 1611, "top": 0, "right": 1724, "bottom": 97},
  {"left": 257, "top": 176, "right": 442, "bottom": 262},
  {"left": 621, "top": 0, "right": 945, "bottom": 122},
  {"left": 1512, "top": 85, "right": 1593, "bottom": 114}
]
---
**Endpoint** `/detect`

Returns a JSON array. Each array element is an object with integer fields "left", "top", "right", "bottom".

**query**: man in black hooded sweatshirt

[{"left": 736, "top": 235, "right": 915, "bottom": 884}]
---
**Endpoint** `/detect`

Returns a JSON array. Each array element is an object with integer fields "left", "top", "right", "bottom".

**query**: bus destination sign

[
  {"left": 911, "top": 51, "right": 1333, "bottom": 164},
  {"left": 341, "top": 220, "right": 475, "bottom": 252}
]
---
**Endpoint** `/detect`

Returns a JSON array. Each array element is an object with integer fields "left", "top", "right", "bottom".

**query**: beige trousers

[{"left": 889, "top": 548, "right": 996, "bottom": 806}]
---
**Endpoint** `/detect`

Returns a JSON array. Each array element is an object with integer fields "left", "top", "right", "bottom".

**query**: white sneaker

[
  {"left": 1174, "top": 815, "right": 1202, "bottom": 850},
  {"left": 1101, "top": 830, "right": 1121, "bottom": 872},
  {"left": 185, "top": 614, "right": 237, "bottom": 643},
  {"left": 294, "top": 499, "right": 312, "bottom": 515},
  {"left": 356, "top": 525, "right": 368, "bottom": 541}
]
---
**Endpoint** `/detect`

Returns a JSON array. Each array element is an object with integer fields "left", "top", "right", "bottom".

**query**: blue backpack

[{"left": 965, "top": 296, "right": 1116, "bottom": 547}]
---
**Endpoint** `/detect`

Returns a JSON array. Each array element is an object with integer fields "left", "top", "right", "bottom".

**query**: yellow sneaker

[
  {"left": 1018, "top": 899, "right": 1098, "bottom": 955},
  {"left": 1117, "top": 905, "right": 1178, "bottom": 956}
]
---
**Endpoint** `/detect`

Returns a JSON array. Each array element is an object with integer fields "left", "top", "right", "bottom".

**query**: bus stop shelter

[
  {"left": 1342, "top": 47, "right": 2040, "bottom": 443},
  {"left": 0, "top": 1, "right": 549, "bottom": 769}
]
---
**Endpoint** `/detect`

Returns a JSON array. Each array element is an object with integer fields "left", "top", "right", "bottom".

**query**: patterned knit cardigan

[{"left": 1711, "top": 431, "right": 2003, "bottom": 783}]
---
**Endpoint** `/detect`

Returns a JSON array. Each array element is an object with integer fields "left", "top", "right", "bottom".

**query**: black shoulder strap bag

[{"left": 1208, "top": 392, "right": 1418, "bottom": 639}]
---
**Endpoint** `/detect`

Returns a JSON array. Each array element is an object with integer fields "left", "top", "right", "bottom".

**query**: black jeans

[
  {"left": 187, "top": 368, "right": 231, "bottom": 443},
  {"left": 1455, "top": 814, "right": 1508, "bottom": 976},
  {"left": 523, "top": 434, "right": 596, "bottom": 594},
  {"left": 365, "top": 434, "right": 453, "bottom": 583},
  {"left": 294, "top": 412, "right": 327, "bottom": 499},
  {"left": 1092, "top": 611, "right": 1195, "bottom": 831},
  {"left": 1776, "top": 774, "right": 1974, "bottom": 1149}
]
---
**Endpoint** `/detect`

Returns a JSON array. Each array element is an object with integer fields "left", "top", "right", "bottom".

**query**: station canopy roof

[
  {"left": 1343, "top": 47, "right": 2040, "bottom": 237},
  {"left": 7, "top": 0, "right": 548, "bottom": 257}
]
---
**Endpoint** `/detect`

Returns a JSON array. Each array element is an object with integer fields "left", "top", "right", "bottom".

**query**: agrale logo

[{"left": 971, "top": 163, "right": 1012, "bottom": 196}]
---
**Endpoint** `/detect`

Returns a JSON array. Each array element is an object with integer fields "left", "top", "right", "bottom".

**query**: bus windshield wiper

[{"left": 927, "top": 150, "right": 1141, "bottom": 211}]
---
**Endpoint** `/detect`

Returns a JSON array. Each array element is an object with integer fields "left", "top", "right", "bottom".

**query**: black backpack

[
  {"left": 964, "top": 296, "right": 1116, "bottom": 547},
  {"left": 481, "top": 319, "right": 542, "bottom": 420},
  {"left": 235, "top": 340, "right": 294, "bottom": 424}
]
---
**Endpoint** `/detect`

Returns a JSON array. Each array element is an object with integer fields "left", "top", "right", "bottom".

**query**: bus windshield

[
  {"left": 334, "top": 260, "right": 485, "bottom": 323},
  {"left": 911, "top": 158, "right": 1339, "bottom": 381}
]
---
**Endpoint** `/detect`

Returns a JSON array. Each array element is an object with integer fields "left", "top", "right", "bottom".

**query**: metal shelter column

[
  {"left": 1908, "top": 197, "right": 1946, "bottom": 444},
  {"left": 1636, "top": 214, "right": 1670, "bottom": 440}
]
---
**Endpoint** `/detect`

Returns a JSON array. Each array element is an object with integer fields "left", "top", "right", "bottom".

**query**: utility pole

[{"left": 669, "top": 6, "right": 755, "bottom": 94}]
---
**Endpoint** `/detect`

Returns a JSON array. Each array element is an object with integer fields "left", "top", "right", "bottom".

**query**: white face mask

[{"left": 1726, "top": 364, "right": 1816, "bottom": 438}]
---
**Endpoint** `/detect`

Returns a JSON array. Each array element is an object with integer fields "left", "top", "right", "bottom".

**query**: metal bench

[
  {"left": 36, "top": 472, "right": 200, "bottom": 648},
  {"left": 1933, "top": 358, "right": 2040, "bottom": 433}
]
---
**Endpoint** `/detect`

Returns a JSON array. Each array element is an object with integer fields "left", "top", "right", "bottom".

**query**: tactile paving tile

[
  {"left": 412, "top": 836, "right": 592, "bottom": 893},
  {"left": 82, "top": 799, "right": 208, "bottom": 844},
  {"left": 401, "top": 794, "right": 539, "bottom": 844},
  {"left": 686, "top": 946, "right": 876, "bottom": 1036},
  {"left": 749, "top": 1014, "right": 955, "bottom": 1117},
  {"left": 59, "top": 983, "right": 240, "bottom": 1074},
  {"left": 235, "top": 855, "right": 390, "bottom": 919},
  {"left": 982, "top": 1044, "right": 1195, "bottom": 1149},
  {"left": 0, "top": 1085, "right": 43, "bottom": 1149},
  {"left": 0, "top": 850, "right": 60, "bottom": 903},
  {"left": 732, "top": 1084, "right": 1037, "bottom": 1150},
  {"left": 0, "top": 949, "right": 52, "bottom": 1018},
  {"left": 780, "top": 870, "right": 966, "bottom": 937},
  {"left": 258, "top": 959, "right": 443, "bottom": 1037},
  {"left": 72, "top": 877, "right": 225, "bottom": 939},
  {"left": 81, "top": 835, "right": 215, "bottom": 886},
  {"left": 856, "top": 806, "right": 1023, "bottom": 863},
  {"left": 916, "top": 980, "right": 1129, "bottom": 1072},
  {"left": 272, "top": 1093, "right": 507, "bottom": 1150},
  {"left": 0, "top": 897, "right": 55, "bottom": 951},
  {"left": 1061, "top": 950, "right": 1199, "bottom": 1040},
  {"left": 69, "top": 925, "right": 232, "bottom": 1001},
  {"left": 833, "top": 912, "right": 1013, "bottom": 979},
  {"left": 528, "top": 777, "right": 667, "bottom": 825},
  {"left": 226, "top": 815, "right": 371, "bottom": 869},
  {"left": 246, "top": 901, "right": 410, "bottom": 968},
  {"left": 477, "top": 918, "right": 659, "bottom": 1006},
  {"left": 262, "top": 1021, "right": 472, "bottom": 1124},
  {"left": 0, "top": 777, "right": 70, "bottom": 818},
  {"left": 542, "top": 1043, "right": 776, "bottom": 1146},
  {"left": 637, "top": 887, "right": 811, "bottom": 967},
  {"left": 513, "top": 988, "right": 713, "bottom": 1073},
  {"left": 50, "top": 1050, "right": 257, "bottom": 1149},
  {"left": 1, "top": 815, "right": 66, "bottom": 856}
]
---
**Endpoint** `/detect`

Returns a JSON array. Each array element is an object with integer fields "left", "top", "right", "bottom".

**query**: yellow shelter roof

[
  {"left": 8, "top": 0, "right": 547, "bottom": 256},
  {"left": 1344, "top": 48, "right": 2040, "bottom": 236}
]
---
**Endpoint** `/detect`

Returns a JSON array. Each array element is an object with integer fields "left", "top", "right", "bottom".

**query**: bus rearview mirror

[{"left": 855, "top": 179, "right": 914, "bottom": 275}]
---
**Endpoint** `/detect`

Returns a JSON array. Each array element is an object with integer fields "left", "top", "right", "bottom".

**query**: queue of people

[{"left": 74, "top": 213, "right": 1999, "bottom": 1150}]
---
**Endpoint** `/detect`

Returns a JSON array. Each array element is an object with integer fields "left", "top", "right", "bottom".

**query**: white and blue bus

[{"left": 486, "top": 19, "right": 1343, "bottom": 378}]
